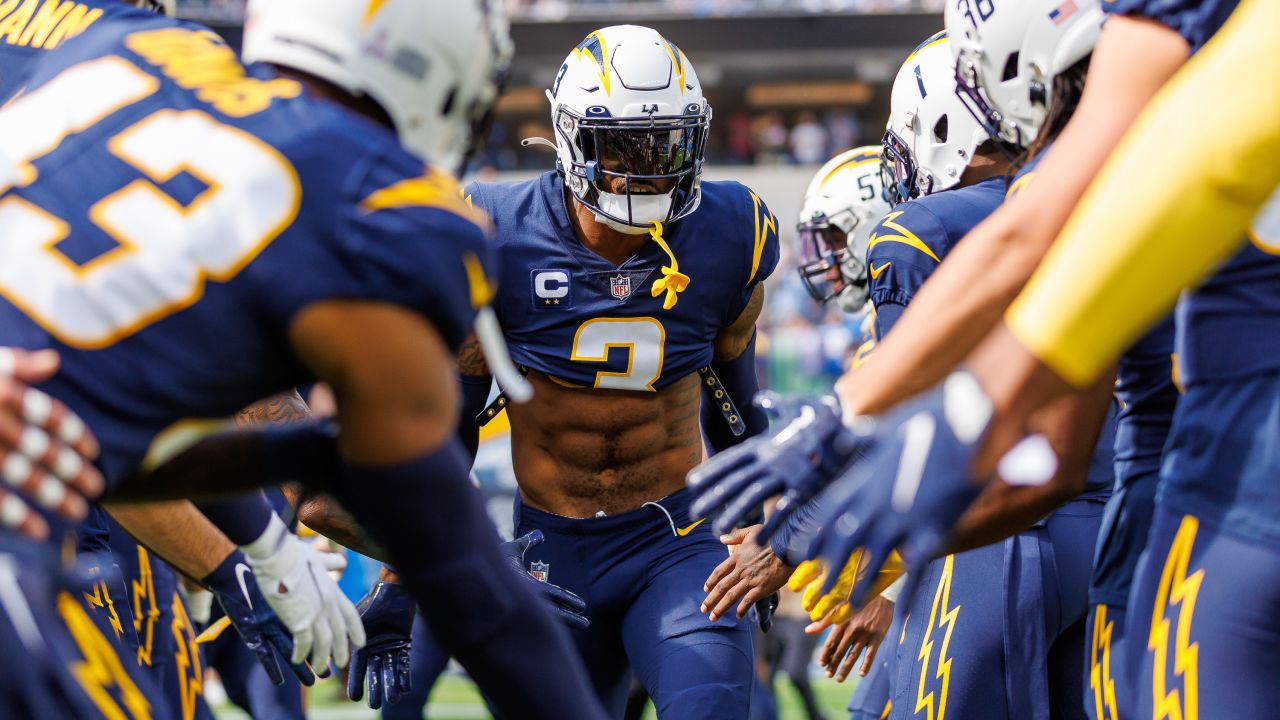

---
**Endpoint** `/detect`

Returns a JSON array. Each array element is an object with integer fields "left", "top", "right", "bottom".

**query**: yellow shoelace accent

[{"left": 648, "top": 221, "right": 689, "bottom": 310}]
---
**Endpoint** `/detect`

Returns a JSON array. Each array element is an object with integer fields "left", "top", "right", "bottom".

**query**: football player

[
  {"left": 945, "top": 2, "right": 1179, "bottom": 717},
  {"left": 0, "top": 1, "right": 610, "bottom": 717},
  {"left": 857, "top": 34, "right": 1113, "bottom": 720},
  {"left": 939, "top": 4, "right": 1280, "bottom": 713},
  {"left": 794, "top": 146, "right": 890, "bottom": 315},
  {"left": 702, "top": 147, "right": 899, "bottom": 720},
  {"left": 0, "top": 1, "right": 185, "bottom": 538},
  {"left": 687, "top": 0, "right": 1255, "bottom": 624},
  {"left": 0, "top": 2, "right": 332, "bottom": 717},
  {"left": 456, "top": 25, "right": 780, "bottom": 718},
  {"left": 0, "top": 2, "right": 346, "bottom": 715}
]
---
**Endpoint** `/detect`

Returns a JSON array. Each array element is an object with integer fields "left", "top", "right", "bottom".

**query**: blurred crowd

[
  {"left": 714, "top": 109, "right": 868, "bottom": 166},
  {"left": 757, "top": 239, "right": 865, "bottom": 396},
  {"left": 509, "top": 0, "right": 944, "bottom": 20},
  {"left": 177, "top": 0, "right": 943, "bottom": 22}
]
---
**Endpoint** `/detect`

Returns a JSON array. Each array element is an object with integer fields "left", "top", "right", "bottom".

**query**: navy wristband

[{"left": 198, "top": 492, "right": 277, "bottom": 546}]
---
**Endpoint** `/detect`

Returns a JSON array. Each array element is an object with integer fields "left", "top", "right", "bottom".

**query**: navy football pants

[
  {"left": 515, "top": 487, "right": 755, "bottom": 719},
  {"left": 891, "top": 499, "right": 1102, "bottom": 720},
  {"left": 1126, "top": 506, "right": 1280, "bottom": 720}
]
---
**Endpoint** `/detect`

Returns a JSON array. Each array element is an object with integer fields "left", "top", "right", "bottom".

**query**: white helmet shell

[
  {"left": 242, "top": 0, "right": 513, "bottom": 173},
  {"left": 945, "top": 0, "right": 1103, "bottom": 147},
  {"left": 796, "top": 146, "right": 890, "bottom": 312},
  {"left": 883, "top": 31, "right": 989, "bottom": 204},
  {"left": 547, "top": 25, "right": 711, "bottom": 234}
]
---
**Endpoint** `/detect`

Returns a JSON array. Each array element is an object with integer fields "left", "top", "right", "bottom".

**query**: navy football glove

[
  {"left": 689, "top": 393, "right": 862, "bottom": 536},
  {"left": 203, "top": 551, "right": 316, "bottom": 687},
  {"left": 501, "top": 530, "right": 589, "bottom": 630},
  {"left": 347, "top": 580, "right": 414, "bottom": 709},
  {"left": 805, "top": 370, "right": 1009, "bottom": 609}
]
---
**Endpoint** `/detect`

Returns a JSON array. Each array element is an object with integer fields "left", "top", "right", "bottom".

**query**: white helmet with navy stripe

[
  {"left": 546, "top": 25, "right": 710, "bottom": 235},
  {"left": 882, "top": 31, "right": 988, "bottom": 206},
  {"left": 797, "top": 146, "right": 890, "bottom": 312},
  {"left": 945, "top": 0, "right": 1103, "bottom": 148},
  {"left": 242, "top": 0, "right": 512, "bottom": 174}
]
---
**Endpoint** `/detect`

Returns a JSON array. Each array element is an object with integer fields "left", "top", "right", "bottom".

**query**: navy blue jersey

[
  {"left": 1114, "top": 315, "right": 1178, "bottom": 479},
  {"left": 0, "top": 0, "right": 148, "bottom": 100},
  {"left": 865, "top": 174, "right": 1008, "bottom": 338},
  {"left": 1103, "top": 0, "right": 1239, "bottom": 53},
  {"left": 1009, "top": 155, "right": 1120, "bottom": 500},
  {"left": 1158, "top": 208, "right": 1280, "bottom": 543},
  {"left": 1175, "top": 236, "right": 1280, "bottom": 387},
  {"left": 0, "top": 17, "right": 494, "bottom": 492},
  {"left": 869, "top": 169, "right": 1114, "bottom": 498},
  {"left": 467, "top": 172, "right": 779, "bottom": 392},
  {"left": 1087, "top": 315, "right": 1177, "bottom": 607}
]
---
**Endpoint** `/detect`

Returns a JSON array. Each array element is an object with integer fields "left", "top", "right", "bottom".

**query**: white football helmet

[
  {"left": 945, "top": 0, "right": 1103, "bottom": 148},
  {"left": 882, "top": 31, "right": 988, "bottom": 205},
  {"left": 797, "top": 146, "right": 890, "bottom": 313},
  {"left": 242, "top": 0, "right": 513, "bottom": 174},
  {"left": 546, "top": 25, "right": 710, "bottom": 235}
]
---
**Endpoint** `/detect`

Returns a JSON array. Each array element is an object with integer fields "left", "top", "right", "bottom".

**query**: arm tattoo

[
  {"left": 235, "top": 390, "right": 312, "bottom": 427},
  {"left": 457, "top": 333, "right": 491, "bottom": 377},
  {"left": 297, "top": 492, "right": 387, "bottom": 561},
  {"left": 235, "top": 391, "right": 384, "bottom": 556}
]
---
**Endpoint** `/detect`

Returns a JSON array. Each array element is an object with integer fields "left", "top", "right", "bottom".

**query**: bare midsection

[{"left": 507, "top": 370, "right": 703, "bottom": 517}]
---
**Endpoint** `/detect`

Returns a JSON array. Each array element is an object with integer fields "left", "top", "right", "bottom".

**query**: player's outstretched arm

[
  {"left": 833, "top": 15, "right": 1191, "bottom": 419},
  {"left": 104, "top": 499, "right": 321, "bottom": 685},
  {"left": 236, "top": 391, "right": 387, "bottom": 558},
  {"left": 963, "top": 0, "right": 1280, "bottom": 475},
  {"left": 288, "top": 298, "right": 607, "bottom": 720},
  {"left": 942, "top": 369, "right": 1114, "bottom": 554},
  {"left": 800, "top": 1, "right": 1280, "bottom": 608},
  {"left": 104, "top": 499, "right": 236, "bottom": 579},
  {"left": 0, "top": 347, "right": 103, "bottom": 538}
]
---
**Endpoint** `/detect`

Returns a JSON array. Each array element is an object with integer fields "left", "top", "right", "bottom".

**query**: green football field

[{"left": 212, "top": 672, "right": 863, "bottom": 719}]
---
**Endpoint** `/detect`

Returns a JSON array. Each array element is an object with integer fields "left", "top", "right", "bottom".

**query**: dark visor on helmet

[
  {"left": 796, "top": 215, "right": 854, "bottom": 304},
  {"left": 561, "top": 109, "right": 710, "bottom": 227}
]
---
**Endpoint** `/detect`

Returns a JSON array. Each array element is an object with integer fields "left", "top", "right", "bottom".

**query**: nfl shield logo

[
  {"left": 530, "top": 561, "right": 550, "bottom": 582},
  {"left": 610, "top": 274, "right": 632, "bottom": 301}
]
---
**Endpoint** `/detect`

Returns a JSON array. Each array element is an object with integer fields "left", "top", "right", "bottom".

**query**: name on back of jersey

[{"left": 0, "top": 0, "right": 103, "bottom": 50}]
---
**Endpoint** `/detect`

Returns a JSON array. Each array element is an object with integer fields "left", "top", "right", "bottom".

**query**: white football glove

[{"left": 241, "top": 514, "right": 366, "bottom": 670}]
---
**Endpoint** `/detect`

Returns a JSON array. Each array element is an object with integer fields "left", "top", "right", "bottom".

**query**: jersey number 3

[
  {"left": 571, "top": 317, "right": 666, "bottom": 391},
  {"left": 0, "top": 56, "right": 300, "bottom": 348}
]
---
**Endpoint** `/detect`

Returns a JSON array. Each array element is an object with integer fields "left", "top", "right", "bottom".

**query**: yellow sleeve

[{"left": 1006, "top": 0, "right": 1280, "bottom": 388}]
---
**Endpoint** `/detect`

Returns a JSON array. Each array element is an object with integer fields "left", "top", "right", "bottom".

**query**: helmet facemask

[
  {"left": 881, "top": 124, "right": 938, "bottom": 207},
  {"left": 797, "top": 213, "right": 869, "bottom": 313},
  {"left": 557, "top": 105, "right": 710, "bottom": 234}
]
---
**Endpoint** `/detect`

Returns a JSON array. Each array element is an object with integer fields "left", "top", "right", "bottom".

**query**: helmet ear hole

[
  {"left": 1001, "top": 52, "right": 1020, "bottom": 82},
  {"left": 932, "top": 114, "right": 949, "bottom": 144},
  {"left": 440, "top": 88, "right": 458, "bottom": 117}
]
